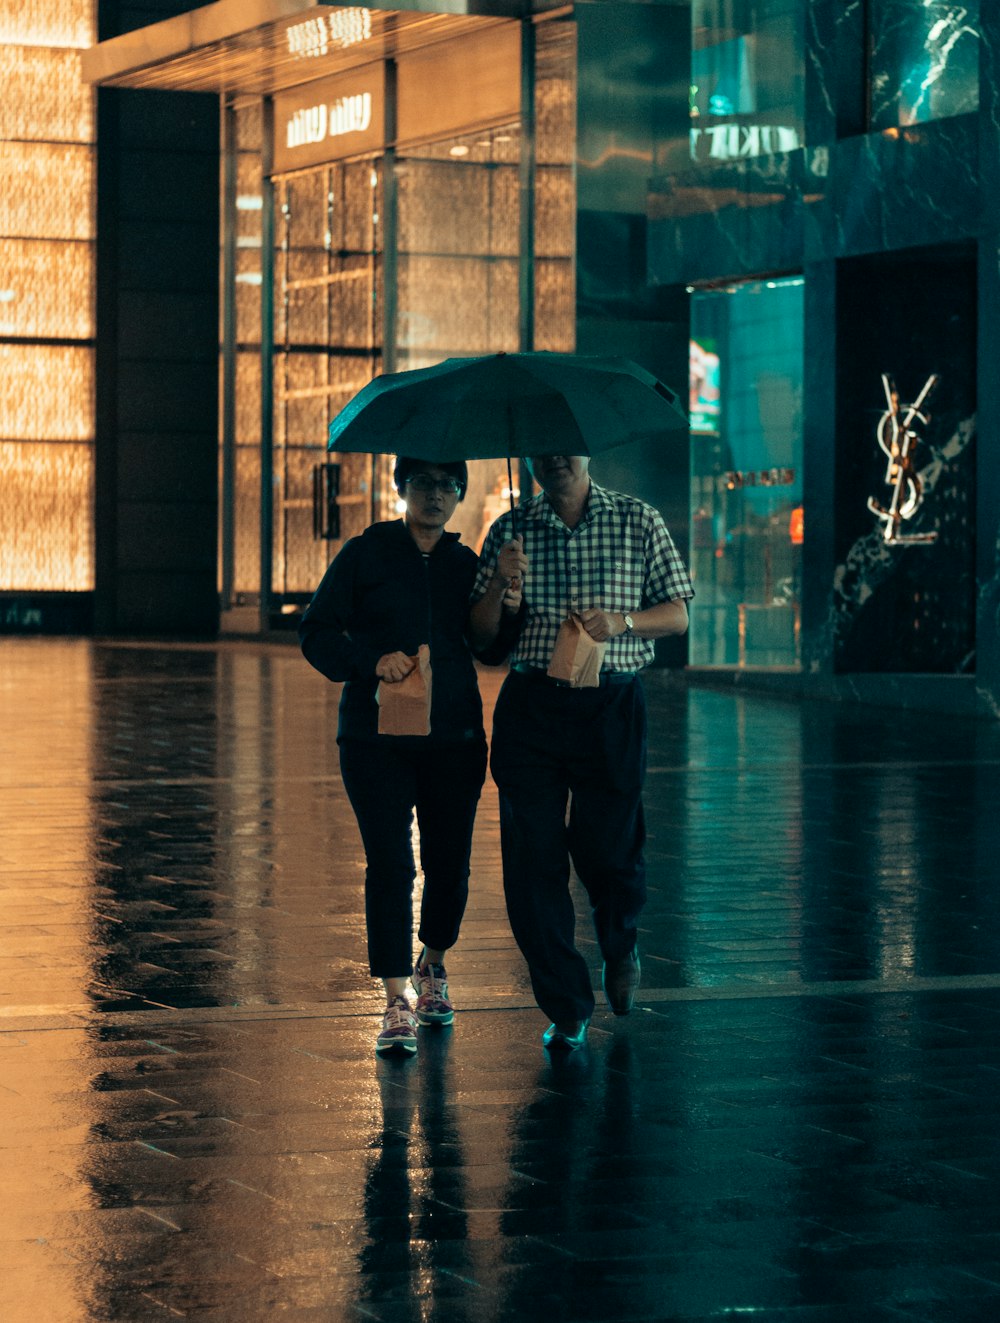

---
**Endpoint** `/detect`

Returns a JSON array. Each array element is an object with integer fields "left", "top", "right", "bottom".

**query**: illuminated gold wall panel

[
  {"left": 0, "top": 47, "right": 94, "bottom": 143},
  {"left": 534, "top": 19, "right": 576, "bottom": 355},
  {"left": 0, "top": 2, "right": 92, "bottom": 49},
  {"left": 397, "top": 255, "right": 520, "bottom": 353},
  {"left": 235, "top": 351, "right": 262, "bottom": 446},
  {"left": 1, "top": 2, "right": 96, "bottom": 594},
  {"left": 0, "top": 345, "right": 94, "bottom": 441},
  {"left": 0, "top": 441, "right": 94, "bottom": 590},
  {"left": 0, "top": 144, "right": 95, "bottom": 240},
  {"left": 396, "top": 161, "right": 520, "bottom": 257},
  {"left": 0, "top": 240, "right": 94, "bottom": 338}
]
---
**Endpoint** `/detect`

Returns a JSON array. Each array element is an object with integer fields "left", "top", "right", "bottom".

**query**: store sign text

[
  {"left": 286, "top": 94, "right": 373, "bottom": 150},
  {"left": 723, "top": 467, "right": 796, "bottom": 491},
  {"left": 286, "top": 9, "right": 372, "bottom": 59},
  {"left": 690, "top": 124, "right": 801, "bottom": 162}
]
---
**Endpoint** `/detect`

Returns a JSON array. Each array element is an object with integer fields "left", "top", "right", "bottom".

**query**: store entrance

[{"left": 217, "top": 17, "right": 576, "bottom": 633}]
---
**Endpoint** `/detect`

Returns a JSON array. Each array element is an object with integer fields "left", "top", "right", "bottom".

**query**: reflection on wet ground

[{"left": 3, "top": 638, "right": 1000, "bottom": 1320}]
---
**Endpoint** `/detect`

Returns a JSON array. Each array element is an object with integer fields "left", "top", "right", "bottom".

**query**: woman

[{"left": 300, "top": 457, "right": 519, "bottom": 1055}]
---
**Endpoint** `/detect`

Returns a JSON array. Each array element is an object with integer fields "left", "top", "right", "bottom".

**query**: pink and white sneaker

[
  {"left": 375, "top": 996, "right": 418, "bottom": 1055},
  {"left": 411, "top": 954, "right": 455, "bottom": 1025}
]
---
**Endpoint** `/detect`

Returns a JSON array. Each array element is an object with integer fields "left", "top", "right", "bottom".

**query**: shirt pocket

[{"left": 594, "top": 557, "right": 640, "bottom": 612}]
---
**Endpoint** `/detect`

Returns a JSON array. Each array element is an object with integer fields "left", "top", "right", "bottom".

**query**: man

[{"left": 469, "top": 454, "right": 693, "bottom": 1050}]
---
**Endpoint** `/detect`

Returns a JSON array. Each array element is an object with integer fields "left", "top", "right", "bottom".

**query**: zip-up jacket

[{"left": 299, "top": 519, "right": 485, "bottom": 742}]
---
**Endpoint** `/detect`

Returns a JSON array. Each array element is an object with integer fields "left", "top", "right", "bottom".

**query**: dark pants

[
  {"left": 339, "top": 737, "right": 488, "bottom": 978},
  {"left": 489, "top": 671, "right": 648, "bottom": 1023}
]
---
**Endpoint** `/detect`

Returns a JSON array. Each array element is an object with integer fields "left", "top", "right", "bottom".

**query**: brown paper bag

[
  {"left": 546, "top": 616, "right": 606, "bottom": 688},
  {"left": 377, "top": 644, "right": 433, "bottom": 735}
]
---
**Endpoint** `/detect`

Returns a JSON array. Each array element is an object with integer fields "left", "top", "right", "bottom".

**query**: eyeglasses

[{"left": 405, "top": 475, "right": 462, "bottom": 494}]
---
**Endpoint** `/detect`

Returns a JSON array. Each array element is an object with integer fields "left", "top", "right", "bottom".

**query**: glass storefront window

[
  {"left": 394, "top": 123, "right": 523, "bottom": 551},
  {"left": 868, "top": 0, "right": 979, "bottom": 130},
  {"left": 689, "top": 277, "right": 804, "bottom": 668},
  {"left": 690, "top": 0, "right": 804, "bottom": 163},
  {"left": 219, "top": 18, "right": 577, "bottom": 621}
]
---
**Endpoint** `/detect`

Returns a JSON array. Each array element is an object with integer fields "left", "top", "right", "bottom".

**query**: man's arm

[
  {"left": 468, "top": 537, "right": 528, "bottom": 652},
  {"left": 579, "top": 501, "right": 693, "bottom": 643},
  {"left": 578, "top": 598, "right": 688, "bottom": 643}
]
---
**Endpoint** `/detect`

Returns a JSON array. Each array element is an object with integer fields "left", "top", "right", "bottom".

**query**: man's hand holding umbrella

[
  {"left": 468, "top": 537, "right": 527, "bottom": 652},
  {"left": 498, "top": 538, "right": 527, "bottom": 612}
]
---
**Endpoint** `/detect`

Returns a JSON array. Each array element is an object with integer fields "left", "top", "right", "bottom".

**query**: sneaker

[
  {"left": 375, "top": 996, "right": 418, "bottom": 1055},
  {"left": 411, "top": 953, "right": 455, "bottom": 1025},
  {"left": 602, "top": 947, "right": 641, "bottom": 1017},
  {"left": 542, "top": 1019, "right": 589, "bottom": 1051}
]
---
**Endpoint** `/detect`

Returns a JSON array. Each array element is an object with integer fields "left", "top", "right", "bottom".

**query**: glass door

[{"left": 689, "top": 277, "right": 804, "bottom": 667}]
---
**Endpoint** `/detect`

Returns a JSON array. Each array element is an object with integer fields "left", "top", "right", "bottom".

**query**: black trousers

[
  {"left": 489, "top": 671, "right": 648, "bottom": 1023},
  {"left": 339, "top": 736, "right": 488, "bottom": 978}
]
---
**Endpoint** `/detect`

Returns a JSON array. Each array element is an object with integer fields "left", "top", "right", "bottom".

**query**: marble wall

[
  {"left": 574, "top": 0, "right": 692, "bottom": 665},
  {"left": 642, "top": 0, "right": 1000, "bottom": 712}
]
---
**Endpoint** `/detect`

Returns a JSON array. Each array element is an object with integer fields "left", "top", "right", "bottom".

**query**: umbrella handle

[{"left": 507, "top": 454, "right": 518, "bottom": 541}]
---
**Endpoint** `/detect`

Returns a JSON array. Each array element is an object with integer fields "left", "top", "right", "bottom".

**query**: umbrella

[{"left": 327, "top": 351, "right": 687, "bottom": 534}]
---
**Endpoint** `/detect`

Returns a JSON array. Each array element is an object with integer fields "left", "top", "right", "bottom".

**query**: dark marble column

[
  {"left": 94, "top": 2, "right": 219, "bottom": 635},
  {"left": 800, "top": 259, "right": 837, "bottom": 677},
  {"left": 574, "top": 0, "right": 691, "bottom": 664},
  {"left": 976, "top": 7, "right": 1000, "bottom": 712}
]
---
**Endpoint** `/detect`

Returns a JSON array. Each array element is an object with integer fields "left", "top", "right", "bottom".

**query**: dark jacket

[{"left": 299, "top": 519, "right": 484, "bottom": 742}]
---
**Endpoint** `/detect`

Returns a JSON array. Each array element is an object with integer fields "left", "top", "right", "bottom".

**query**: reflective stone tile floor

[{"left": 3, "top": 638, "right": 1000, "bottom": 1321}]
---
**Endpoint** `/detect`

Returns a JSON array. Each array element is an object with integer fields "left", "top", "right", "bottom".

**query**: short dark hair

[{"left": 393, "top": 456, "right": 468, "bottom": 500}]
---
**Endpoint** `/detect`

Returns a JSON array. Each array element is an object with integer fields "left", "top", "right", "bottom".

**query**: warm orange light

[
  {"left": 789, "top": 505, "right": 804, "bottom": 545},
  {"left": 0, "top": 441, "right": 95, "bottom": 589},
  {"left": 1, "top": 0, "right": 97, "bottom": 593},
  {"left": 0, "top": 47, "right": 94, "bottom": 143},
  {"left": 0, "top": 1, "right": 93, "bottom": 49}
]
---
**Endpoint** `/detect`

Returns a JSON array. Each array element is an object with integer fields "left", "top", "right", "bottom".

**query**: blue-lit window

[
  {"left": 869, "top": 1, "right": 979, "bottom": 130},
  {"left": 690, "top": 0, "right": 804, "bottom": 163},
  {"left": 689, "top": 278, "right": 804, "bottom": 668}
]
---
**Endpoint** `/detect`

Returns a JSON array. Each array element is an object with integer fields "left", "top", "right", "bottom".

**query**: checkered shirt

[{"left": 472, "top": 482, "right": 694, "bottom": 673}]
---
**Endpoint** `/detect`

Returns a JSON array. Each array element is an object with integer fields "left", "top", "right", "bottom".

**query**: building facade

[{"left": 2, "top": 1, "right": 999, "bottom": 715}]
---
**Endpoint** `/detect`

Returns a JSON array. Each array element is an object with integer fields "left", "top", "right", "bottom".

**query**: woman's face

[{"left": 400, "top": 464, "right": 462, "bottom": 533}]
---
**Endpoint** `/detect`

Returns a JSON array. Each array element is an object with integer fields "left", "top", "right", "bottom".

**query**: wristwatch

[{"left": 622, "top": 613, "right": 635, "bottom": 635}]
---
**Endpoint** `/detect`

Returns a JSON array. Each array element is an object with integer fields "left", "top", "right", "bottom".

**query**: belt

[{"left": 509, "top": 662, "right": 637, "bottom": 688}]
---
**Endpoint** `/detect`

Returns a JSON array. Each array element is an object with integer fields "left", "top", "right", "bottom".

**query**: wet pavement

[{"left": 3, "top": 637, "right": 1000, "bottom": 1321}]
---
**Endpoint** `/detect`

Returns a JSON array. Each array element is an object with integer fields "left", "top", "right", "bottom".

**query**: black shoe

[
  {"left": 602, "top": 947, "right": 641, "bottom": 1016},
  {"left": 542, "top": 1019, "right": 589, "bottom": 1051}
]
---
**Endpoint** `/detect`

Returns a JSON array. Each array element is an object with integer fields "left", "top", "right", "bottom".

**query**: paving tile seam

[
  {"left": 5, "top": 756, "right": 1000, "bottom": 794},
  {"left": 4, "top": 972, "right": 1000, "bottom": 1036}
]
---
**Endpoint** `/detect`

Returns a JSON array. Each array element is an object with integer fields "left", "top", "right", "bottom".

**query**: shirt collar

[{"left": 522, "top": 480, "right": 614, "bottom": 530}]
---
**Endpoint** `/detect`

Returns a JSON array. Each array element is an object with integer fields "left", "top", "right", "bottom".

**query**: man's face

[{"left": 527, "top": 454, "right": 590, "bottom": 494}]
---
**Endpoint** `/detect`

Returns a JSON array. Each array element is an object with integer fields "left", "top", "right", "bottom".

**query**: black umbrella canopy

[{"left": 327, "top": 351, "right": 688, "bottom": 462}]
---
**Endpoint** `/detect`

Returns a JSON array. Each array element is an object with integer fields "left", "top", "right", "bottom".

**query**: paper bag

[
  {"left": 377, "top": 644, "right": 433, "bottom": 735},
  {"left": 547, "top": 616, "right": 606, "bottom": 688}
]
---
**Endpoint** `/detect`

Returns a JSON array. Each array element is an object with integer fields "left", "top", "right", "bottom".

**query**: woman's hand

[{"left": 376, "top": 651, "right": 416, "bottom": 683}]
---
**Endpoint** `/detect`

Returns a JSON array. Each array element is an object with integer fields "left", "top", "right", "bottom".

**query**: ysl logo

[{"left": 866, "top": 373, "right": 939, "bottom": 546}]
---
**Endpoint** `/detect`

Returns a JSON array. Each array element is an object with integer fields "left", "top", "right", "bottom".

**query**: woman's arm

[{"left": 299, "top": 540, "right": 382, "bottom": 682}]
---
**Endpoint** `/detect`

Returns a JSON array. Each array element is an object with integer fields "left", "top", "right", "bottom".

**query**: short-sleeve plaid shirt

[{"left": 472, "top": 482, "right": 694, "bottom": 673}]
